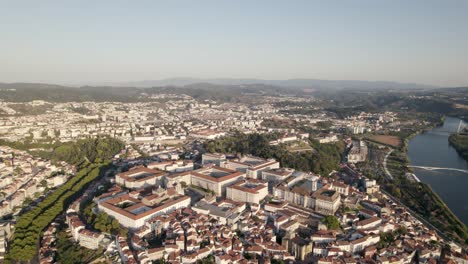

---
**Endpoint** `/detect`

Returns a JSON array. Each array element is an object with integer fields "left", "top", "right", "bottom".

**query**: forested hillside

[
  {"left": 204, "top": 133, "right": 344, "bottom": 175},
  {"left": 46, "top": 137, "right": 125, "bottom": 164}
]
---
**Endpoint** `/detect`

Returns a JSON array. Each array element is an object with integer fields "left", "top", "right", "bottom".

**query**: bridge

[
  {"left": 428, "top": 120, "right": 466, "bottom": 134},
  {"left": 408, "top": 165, "right": 468, "bottom": 174}
]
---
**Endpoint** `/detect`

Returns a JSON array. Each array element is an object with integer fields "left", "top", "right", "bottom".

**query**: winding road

[{"left": 383, "top": 149, "right": 394, "bottom": 180}]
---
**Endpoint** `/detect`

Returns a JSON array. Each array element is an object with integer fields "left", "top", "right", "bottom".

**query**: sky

[{"left": 0, "top": 0, "right": 467, "bottom": 86}]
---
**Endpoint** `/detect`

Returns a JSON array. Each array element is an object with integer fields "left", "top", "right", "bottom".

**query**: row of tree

[
  {"left": 7, "top": 164, "right": 103, "bottom": 262},
  {"left": 6, "top": 137, "right": 124, "bottom": 262}
]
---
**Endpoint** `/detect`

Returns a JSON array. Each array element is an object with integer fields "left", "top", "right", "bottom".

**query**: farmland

[{"left": 367, "top": 135, "right": 402, "bottom": 148}]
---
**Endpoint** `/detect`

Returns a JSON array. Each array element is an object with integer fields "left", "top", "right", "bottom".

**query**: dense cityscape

[
  {"left": 2, "top": 1, "right": 468, "bottom": 263},
  {"left": 0, "top": 87, "right": 466, "bottom": 263}
]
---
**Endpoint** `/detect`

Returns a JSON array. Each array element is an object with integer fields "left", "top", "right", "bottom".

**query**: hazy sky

[{"left": 1, "top": 0, "right": 467, "bottom": 86}]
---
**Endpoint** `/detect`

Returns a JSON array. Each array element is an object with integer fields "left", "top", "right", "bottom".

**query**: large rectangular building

[
  {"left": 147, "top": 160, "right": 193, "bottom": 173},
  {"left": 201, "top": 153, "right": 226, "bottom": 166},
  {"left": 312, "top": 188, "right": 341, "bottom": 215},
  {"left": 226, "top": 179, "right": 268, "bottom": 204},
  {"left": 191, "top": 129, "right": 226, "bottom": 140},
  {"left": 222, "top": 155, "right": 280, "bottom": 179},
  {"left": 189, "top": 166, "right": 245, "bottom": 196},
  {"left": 97, "top": 188, "right": 190, "bottom": 230},
  {"left": 115, "top": 166, "right": 167, "bottom": 189},
  {"left": 262, "top": 168, "right": 294, "bottom": 193}
]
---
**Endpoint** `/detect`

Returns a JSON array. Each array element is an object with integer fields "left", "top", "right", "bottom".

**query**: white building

[
  {"left": 312, "top": 188, "right": 341, "bottom": 215},
  {"left": 201, "top": 153, "right": 226, "bottom": 166},
  {"left": 226, "top": 179, "right": 268, "bottom": 204},
  {"left": 348, "top": 141, "right": 368, "bottom": 163},
  {"left": 115, "top": 166, "right": 167, "bottom": 189},
  {"left": 97, "top": 188, "right": 190, "bottom": 230},
  {"left": 147, "top": 160, "right": 193, "bottom": 173},
  {"left": 187, "top": 166, "right": 245, "bottom": 196},
  {"left": 78, "top": 229, "right": 105, "bottom": 250},
  {"left": 314, "top": 134, "right": 339, "bottom": 144},
  {"left": 222, "top": 155, "right": 280, "bottom": 179}
]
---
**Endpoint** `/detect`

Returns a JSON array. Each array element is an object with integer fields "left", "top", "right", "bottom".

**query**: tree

[
  {"left": 13, "top": 166, "right": 23, "bottom": 176},
  {"left": 111, "top": 219, "right": 120, "bottom": 230},
  {"left": 315, "top": 121, "right": 333, "bottom": 130},
  {"left": 321, "top": 215, "right": 340, "bottom": 230},
  {"left": 394, "top": 187, "right": 402, "bottom": 199}
]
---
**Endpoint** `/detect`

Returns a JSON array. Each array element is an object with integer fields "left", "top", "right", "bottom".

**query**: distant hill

[
  {"left": 0, "top": 82, "right": 293, "bottom": 103},
  {"left": 0, "top": 83, "right": 144, "bottom": 102},
  {"left": 1, "top": 82, "right": 464, "bottom": 111},
  {"left": 103, "top": 77, "right": 438, "bottom": 90}
]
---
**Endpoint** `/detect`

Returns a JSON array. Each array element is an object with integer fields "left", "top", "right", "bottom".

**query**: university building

[
  {"left": 97, "top": 187, "right": 190, "bottom": 230},
  {"left": 226, "top": 179, "right": 268, "bottom": 204},
  {"left": 115, "top": 166, "right": 167, "bottom": 189},
  {"left": 222, "top": 155, "right": 280, "bottom": 179}
]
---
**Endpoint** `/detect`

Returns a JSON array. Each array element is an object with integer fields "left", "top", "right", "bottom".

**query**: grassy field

[
  {"left": 286, "top": 140, "right": 313, "bottom": 152},
  {"left": 367, "top": 135, "right": 402, "bottom": 148}
]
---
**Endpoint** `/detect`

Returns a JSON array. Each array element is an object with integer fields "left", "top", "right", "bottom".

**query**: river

[{"left": 407, "top": 116, "right": 468, "bottom": 226}]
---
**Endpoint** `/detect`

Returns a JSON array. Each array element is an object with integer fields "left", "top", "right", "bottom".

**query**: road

[{"left": 383, "top": 149, "right": 394, "bottom": 180}]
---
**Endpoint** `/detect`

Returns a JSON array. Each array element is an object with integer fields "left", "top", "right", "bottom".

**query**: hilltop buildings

[
  {"left": 96, "top": 187, "right": 190, "bottom": 230},
  {"left": 226, "top": 179, "right": 268, "bottom": 204},
  {"left": 222, "top": 155, "right": 280, "bottom": 179},
  {"left": 312, "top": 188, "right": 341, "bottom": 215},
  {"left": 115, "top": 167, "right": 167, "bottom": 190}
]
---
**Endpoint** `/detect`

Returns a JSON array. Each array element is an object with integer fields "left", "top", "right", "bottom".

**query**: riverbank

[
  {"left": 404, "top": 117, "right": 468, "bottom": 245},
  {"left": 382, "top": 117, "right": 468, "bottom": 245},
  {"left": 387, "top": 157, "right": 467, "bottom": 244},
  {"left": 448, "top": 134, "right": 468, "bottom": 162},
  {"left": 400, "top": 115, "right": 445, "bottom": 153}
]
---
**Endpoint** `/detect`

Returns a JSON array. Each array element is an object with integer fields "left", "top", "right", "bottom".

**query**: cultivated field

[{"left": 367, "top": 135, "right": 402, "bottom": 147}]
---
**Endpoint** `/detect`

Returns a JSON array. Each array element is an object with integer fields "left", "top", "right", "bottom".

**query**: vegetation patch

[
  {"left": 204, "top": 132, "right": 344, "bottom": 176},
  {"left": 286, "top": 140, "right": 313, "bottom": 152},
  {"left": 321, "top": 215, "right": 340, "bottom": 230},
  {"left": 448, "top": 133, "right": 468, "bottom": 161},
  {"left": 7, "top": 103, "right": 53, "bottom": 115},
  {"left": 261, "top": 118, "right": 297, "bottom": 128},
  {"left": 56, "top": 229, "right": 104, "bottom": 264}
]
